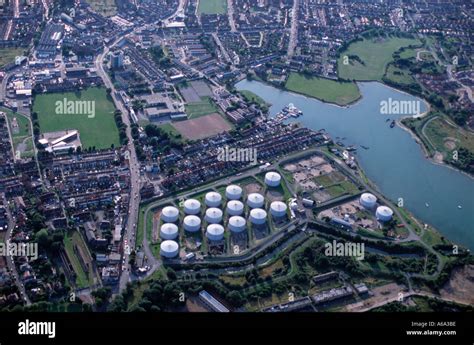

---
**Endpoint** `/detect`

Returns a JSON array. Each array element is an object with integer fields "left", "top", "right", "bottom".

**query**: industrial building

[
  {"left": 228, "top": 216, "right": 246, "bottom": 233},
  {"left": 205, "top": 208, "right": 223, "bottom": 224},
  {"left": 198, "top": 290, "right": 229, "bottom": 312},
  {"left": 160, "top": 223, "right": 179, "bottom": 240},
  {"left": 376, "top": 206, "right": 393, "bottom": 222},
  {"left": 227, "top": 200, "right": 244, "bottom": 216},
  {"left": 161, "top": 206, "right": 179, "bottom": 223},
  {"left": 183, "top": 215, "right": 201, "bottom": 232},
  {"left": 160, "top": 240, "right": 179, "bottom": 258},
  {"left": 264, "top": 172, "right": 281, "bottom": 187},
  {"left": 225, "top": 185, "right": 242, "bottom": 200},
  {"left": 205, "top": 191, "right": 222, "bottom": 207},
  {"left": 184, "top": 199, "right": 201, "bottom": 215},
  {"left": 360, "top": 193, "right": 377, "bottom": 209},
  {"left": 206, "top": 224, "right": 225, "bottom": 241}
]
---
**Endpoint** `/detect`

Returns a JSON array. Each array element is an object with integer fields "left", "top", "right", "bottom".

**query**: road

[
  {"left": 212, "top": 33, "right": 233, "bottom": 66},
  {"left": 95, "top": 38, "right": 141, "bottom": 293},
  {"left": 227, "top": 0, "right": 237, "bottom": 32},
  {"left": 287, "top": 0, "right": 299, "bottom": 57},
  {"left": 2, "top": 195, "right": 31, "bottom": 305}
]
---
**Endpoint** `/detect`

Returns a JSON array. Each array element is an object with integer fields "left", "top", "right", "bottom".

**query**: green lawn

[
  {"left": 424, "top": 116, "right": 474, "bottom": 154},
  {"left": 197, "top": 0, "right": 227, "bottom": 14},
  {"left": 185, "top": 96, "right": 220, "bottom": 119},
  {"left": 63, "top": 230, "right": 94, "bottom": 289},
  {"left": 33, "top": 87, "right": 120, "bottom": 150},
  {"left": 239, "top": 90, "right": 270, "bottom": 108},
  {"left": 338, "top": 36, "right": 421, "bottom": 81},
  {"left": 384, "top": 64, "right": 416, "bottom": 85},
  {"left": 285, "top": 73, "right": 360, "bottom": 106},
  {"left": 0, "top": 47, "right": 24, "bottom": 68},
  {"left": 158, "top": 123, "right": 183, "bottom": 140}
]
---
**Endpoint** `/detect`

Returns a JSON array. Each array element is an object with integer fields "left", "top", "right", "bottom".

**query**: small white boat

[
  {"left": 457, "top": 205, "right": 462, "bottom": 209},
  {"left": 425, "top": 203, "right": 429, "bottom": 207}
]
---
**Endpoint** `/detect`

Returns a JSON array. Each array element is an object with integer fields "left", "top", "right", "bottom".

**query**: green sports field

[
  {"left": 285, "top": 73, "right": 361, "bottom": 106},
  {"left": 338, "top": 36, "right": 421, "bottom": 81},
  {"left": 197, "top": 0, "right": 227, "bottom": 14},
  {"left": 33, "top": 87, "right": 120, "bottom": 150}
]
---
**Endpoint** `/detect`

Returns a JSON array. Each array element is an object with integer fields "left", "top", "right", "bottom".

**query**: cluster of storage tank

[
  {"left": 159, "top": 172, "right": 287, "bottom": 257},
  {"left": 359, "top": 192, "right": 393, "bottom": 222}
]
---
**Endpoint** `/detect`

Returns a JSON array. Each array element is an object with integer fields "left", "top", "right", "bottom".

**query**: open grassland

[
  {"left": 197, "top": 0, "right": 227, "bottom": 14},
  {"left": 0, "top": 47, "right": 24, "bottom": 68},
  {"left": 384, "top": 64, "right": 416, "bottom": 85},
  {"left": 338, "top": 36, "right": 421, "bottom": 81},
  {"left": 185, "top": 96, "right": 220, "bottom": 119},
  {"left": 285, "top": 73, "right": 361, "bottom": 106},
  {"left": 424, "top": 116, "right": 474, "bottom": 154},
  {"left": 33, "top": 87, "right": 120, "bottom": 150}
]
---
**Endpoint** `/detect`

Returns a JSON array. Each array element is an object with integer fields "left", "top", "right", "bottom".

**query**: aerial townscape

[{"left": 0, "top": 0, "right": 473, "bottom": 320}]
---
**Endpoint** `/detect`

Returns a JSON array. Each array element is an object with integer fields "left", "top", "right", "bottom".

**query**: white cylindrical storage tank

[
  {"left": 206, "top": 224, "right": 225, "bottom": 241},
  {"left": 250, "top": 208, "right": 267, "bottom": 225},
  {"left": 226, "top": 185, "right": 242, "bottom": 200},
  {"left": 205, "top": 208, "right": 223, "bottom": 224},
  {"left": 227, "top": 200, "right": 244, "bottom": 216},
  {"left": 205, "top": 192, "right": 222, "bottom": 207},
  {"left": 161, "top": 206, "right": 179, "bottom": 223},
  {"left": 160, "top": 223, "right": 179, "bottom": 240},
  {"left": 160, "top": 240, "right": 179, "bottom": 258},
  {"left": 270, "top": 201, "right": 287, "bottom": 218},
  {"left": 360, "top": 193, "right": 377, "bottom": 209},
  {"left": 183, "top": 215, "right": 201, "bottom": 232},
  {"left": 376, "top": 206, "right": 393, "bottom": 222},
  {"left": 265, "top": 172, "right": 281, "bottom": 187},
  {"left": 184, "top": 199, "right": 201, "bottom": 215},
  {"left": 228, "top": 216, "right": 246, "bottom": 233},
  {"left": 247, "top": 193, "right": 264, "bottom": 209}
]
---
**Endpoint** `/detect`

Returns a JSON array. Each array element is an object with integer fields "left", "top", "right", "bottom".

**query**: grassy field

[
  {"left": 64, "top": 230, "right": 94, "bottom": 289},
  {"left": 158, "top": 123, "right": 184, "bottom": 141},
  {"left": 385, "top": 64, "right": 416, "bottom": 85},
  {"left": 185, "top": 97, "right": 220, "bottom": 119},
  {"left": 338, "top": 36, "right": 421, "bottom": 81},
  {"left": 0, "top": 47, "right": 24, "bottom": 68},
  {"left": 239, "top": 90, "right": 270, "bottom": 108},
  {"left": 285, "top": 73, "right": 361, "bottom": 106},
  {"left": 86, "top": 0, "right": 117, "bottom": 17},
  {"left": 33, "top": 87, "right": 120, "bottom": 150},
  {"left": 197, "top": 0, "right": 227, "bottom": 14},
  {"left": 423, "top": 116, "right": 474, "bottom": 155},
  {"left": 1, "top": 107, "right": 34, "bottom": 158}
]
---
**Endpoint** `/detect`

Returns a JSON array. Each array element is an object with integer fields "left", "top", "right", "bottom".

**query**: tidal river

[{"left": 236, "top": 79, "right": 474, "bottom": 250}]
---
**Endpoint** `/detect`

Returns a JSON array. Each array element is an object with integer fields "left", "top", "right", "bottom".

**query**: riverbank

[
  {"left": 236, "top": 79, "right": 474, "bottom": 251},
  {"left": 284, "top": 73, "right": 362, "bottom": 106}
]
